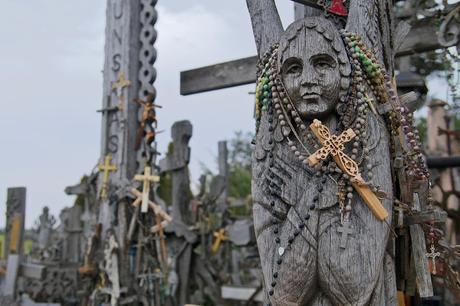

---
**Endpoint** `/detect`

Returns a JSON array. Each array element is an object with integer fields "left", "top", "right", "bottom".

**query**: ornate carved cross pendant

[
  {"left": 307, "top": 119, "right": 389, "bottom": 221},
  {"left": 134, "top": 166, "right": 160, "bottom": 213},
  {"left": 98, "top": 154, "right": 118, "bottom": 200},
  {"left": 426, "top": 244, "right": 441, "bottom": 275}
]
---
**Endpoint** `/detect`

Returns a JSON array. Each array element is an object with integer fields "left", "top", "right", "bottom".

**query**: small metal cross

[
  {"left": 98, "top": 154, "right": 118, "bottom": 200},
  {"left": 337, "top": 222, "right": 353, "bottom": 249},
  {"left": 211, "top": 228, "right": 229, "bottom": 254},
  {"left": 426, "top": 244, "right": 441, "bottom": 275},
  {"left": 112, "top": 72, "right": 131, "bottom": 97}
]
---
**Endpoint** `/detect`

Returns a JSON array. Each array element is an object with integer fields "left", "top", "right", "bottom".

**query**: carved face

[{"left": 280, "top": 29, "right": 342, "bottom": 120}]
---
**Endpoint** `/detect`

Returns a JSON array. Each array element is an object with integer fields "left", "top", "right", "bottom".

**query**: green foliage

[
  {"left": 415, "top": 117, "right": 428, "bottom": 145},
  {"left": 157, "top": 171, "right": 172, "bottom": 206},
  {"left": 227, "top": 131, "right": 253, "bottom": 199}
]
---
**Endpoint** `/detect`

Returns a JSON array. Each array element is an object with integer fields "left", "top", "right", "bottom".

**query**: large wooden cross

[
  {"left": 134, "top": 166, "right": 160, "bottom": 213},
  {"left": 180, "top": 1, "right": 457, "bottom": 95},
  {"left": 307, "top": 119, "right": 389, "bottom": 221}
]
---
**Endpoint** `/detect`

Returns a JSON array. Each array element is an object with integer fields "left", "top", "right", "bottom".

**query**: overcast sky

[
  {"left": 0, "top": 1, "right": 451, "bottom": 228},
  {"left": 0, "top": 1, "right": 296, "bottom": 228}
]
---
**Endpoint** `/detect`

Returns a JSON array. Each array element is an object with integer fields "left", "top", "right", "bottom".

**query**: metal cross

[
  {"left": 98, "top": 154, "right": 118, "bottom": 200},
  {"left": 211, "top": 228, "right": 229, "bottom": 254},
  {"left": 308, "top": 119, "right": 388, "bottom": 221},
  {"left": 426, "top": 244, "right": 441, "bottom": 275},
  {"left": 337, "top": 222, "right": 353, "bottom": 249},
  {"left": 134, "top": 166, "right": 160, "bottom": 213},
  {"left": 112, "top": 72, "right": 131, "bottom": 98}
]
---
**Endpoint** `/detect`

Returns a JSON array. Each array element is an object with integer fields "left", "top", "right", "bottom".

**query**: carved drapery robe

[{"left": 252, "top": 109, "right": 396, "bottom": 305}]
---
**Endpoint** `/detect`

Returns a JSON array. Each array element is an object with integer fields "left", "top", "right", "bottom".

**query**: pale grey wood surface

[
  {"left": 247, "top": 3, "right": 397, "bottom": 305},
  {"left": 246, "top": 0, "right": 283, "bottom": 57}
]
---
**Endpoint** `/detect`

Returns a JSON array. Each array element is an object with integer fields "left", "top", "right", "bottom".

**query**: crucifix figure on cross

[
  {"left": 98, "top": 154, "right": 117, "bottom": 200},
  {"left": 134, "top": 166, "right": 160, "bottom": 213}
]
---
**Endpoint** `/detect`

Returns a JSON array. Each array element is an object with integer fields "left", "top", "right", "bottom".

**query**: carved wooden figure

[{"left": 248, "top": 1, "right": 397, "bottom": 304}]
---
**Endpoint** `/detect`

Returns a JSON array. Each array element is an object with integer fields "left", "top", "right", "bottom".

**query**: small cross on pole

[
  {"left": 337, "top": 222, "right": 353, "bottom": 249},
  {"left": 112, "top": 72, "right": 132, "bottom": 96},
  {"left": 134, "top": 166, "right": 160, "bottom": 213},
  {"left": 211, "top": 228, "right": 228, "bottom": 254},
  {"left": 426, "top": 244, "right": 441, "bottom": 275},
  {"left": 98, "top": 154, "right": 118, "bottom": 200},
  {"left": 308, "top": 119, "right": 388, "bottom": 221},
  {"left": 112, "top": 72, "right": 131, "bottom": 111}
]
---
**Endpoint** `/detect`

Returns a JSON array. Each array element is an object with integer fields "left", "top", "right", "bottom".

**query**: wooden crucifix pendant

[
  {"left": 307, "top": 119, "right": 389, "bottom": 221},
  {"left": 337, "top": 221, "right": 353, "bottom": 249}
]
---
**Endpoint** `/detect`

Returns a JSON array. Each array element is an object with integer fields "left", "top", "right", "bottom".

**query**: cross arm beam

[
  {"left": 181, "top": 16, "right": 448, "bottom": 95},
  {"left": 180, "top": 56, "right": 258, "bottom": 95}
]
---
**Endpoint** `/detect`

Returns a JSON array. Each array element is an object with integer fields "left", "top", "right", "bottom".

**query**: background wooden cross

[
  {"left": 134, "top": 166, "right": 160, "bottom": 213},
  {"left": 98, "top": 154, "right": 117, "bottom": 200},
  {"left": 308, "top": 119, "right": 388, "bottom": 221},
  {"left": 211, "top": 228, "right": 228, "bottom": 254}
]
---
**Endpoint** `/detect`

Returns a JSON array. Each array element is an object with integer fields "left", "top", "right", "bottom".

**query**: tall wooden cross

[
  {"left": 134, "top": 166, "right": 160, "bottom": 213},
  {"left": 96, "top": 0, "right": 158, "bottom": 238}
]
